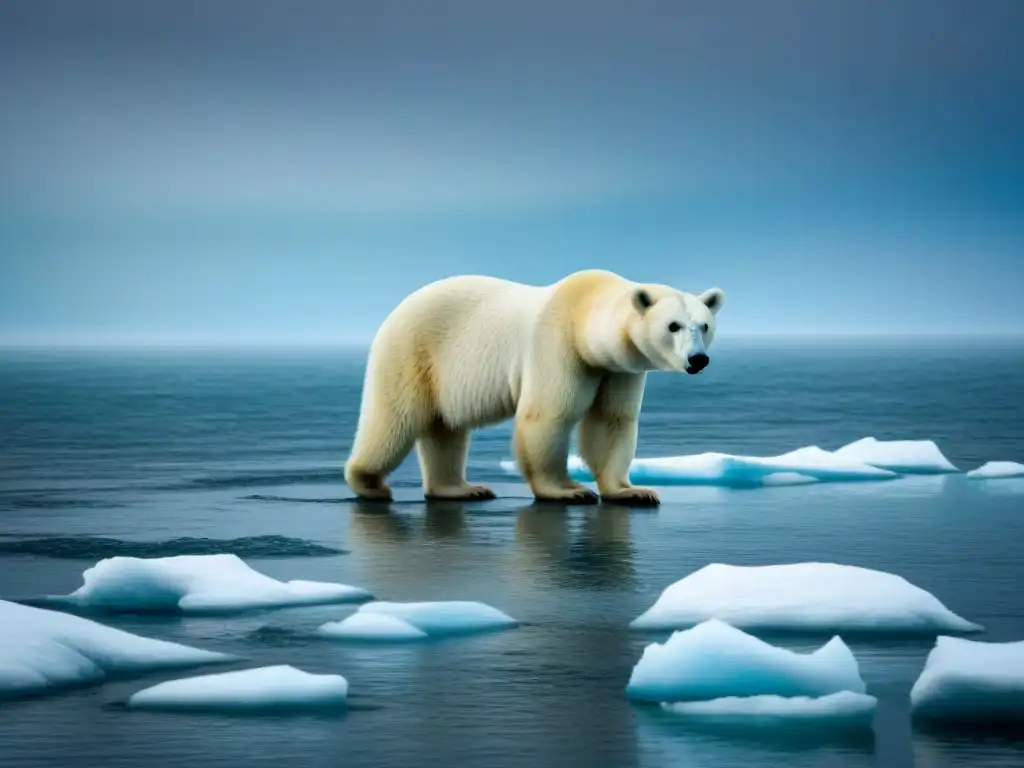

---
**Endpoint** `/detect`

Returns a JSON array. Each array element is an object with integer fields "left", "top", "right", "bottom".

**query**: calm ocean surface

[{"left": 1, "top": 340, "right": 1023, "bottom": 768}]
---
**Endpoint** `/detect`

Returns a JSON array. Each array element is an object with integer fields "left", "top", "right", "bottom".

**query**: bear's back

[{"left": 376, "top": 275, "right": 552, "bottom": 428}]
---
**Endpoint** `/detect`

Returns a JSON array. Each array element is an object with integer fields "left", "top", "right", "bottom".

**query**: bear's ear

[
  {"left": 699, "top": 287, "right": 725, "bottom": 315},
  {"left": 632, "top": 289, "right": 654, "bottom": 314}
]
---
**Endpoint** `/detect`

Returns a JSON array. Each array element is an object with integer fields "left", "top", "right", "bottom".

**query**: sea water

[{"left": 1, "top": 339, "right": 1022, "bottom": 768}]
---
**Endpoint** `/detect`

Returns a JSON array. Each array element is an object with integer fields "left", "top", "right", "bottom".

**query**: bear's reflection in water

[
  {"left": 344, "top": 499, "right": 640, "bottom": 592},
  {"left": 513, "top": 503, "right": 639, "bottom": 590}
]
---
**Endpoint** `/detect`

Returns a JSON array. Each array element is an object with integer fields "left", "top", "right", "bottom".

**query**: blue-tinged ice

[
  {"left": 910, "top": 636, "right": 1024, "bottom": 722},
  {"left": 967, "top": 461, "right": 1024, "bottom": 480},
  {"left": 499, "top": 436, "right": 959, "bottom": 486},
  {"left": 319, "top": 600, "right": 518, "bottom": 641},
  {"left": 830, "top": 437, "right": 958, "bottom": 474},
  {"left": 127, "top": 665, "right": 348, "bottom": 713},
  {"left": 626, "top": 619, "right": 866, "bottom": 703},
  {"left": 0, "top": 599, "right": 229, "bottom": 700},
  {"left": 631, "top": 563, "right": 981, "bottom": 634},
  {"left": 44, "top": 554, "right": 371, "bottom": 614},
  {"left": 661, "top": 691, "right": 877, "bottom": 727},
  {"left": 501, "top": 445, "right": 894, "bottom": 488},
  {"left": 317, "top": 611, "right": 428, "bottom": 642}
]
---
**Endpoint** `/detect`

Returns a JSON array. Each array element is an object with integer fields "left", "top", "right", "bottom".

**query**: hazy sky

[{"left": 2, "top": 0, "right": 1023, "bottom": 343}]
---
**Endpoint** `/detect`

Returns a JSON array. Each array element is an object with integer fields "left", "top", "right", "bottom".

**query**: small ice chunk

[
  {"left": 0, "top": 599, "right": 228, "bottom": 700},
  {"left": 661, "top": 691, "right": 877, "bottom": 727},
  {"left": 351, "top": 600, "right": 517, "bottom": 637},
  {"left": 832, "top": 437, "right": 958, "bottom": 474},
  {"left": 626, "top": 619, "right": 866, "bottom": 703},
  {"left": 966, "top": 461, "right": 1024, "bottom": 480},
  {"left": 500, "top": 444, "right": 895, "bottom": 487},
  {"left": 127, "top": 665, "right": 348, "bottom": 713},
  {"left": 317, "top": 611, "right": 428, "bottom": 642},
  {"left": 46, "top": 554, "right": 371, "bottom": 614},
  {"left": 631, "top": 563, "right": 981, "bottom": 634},
  {"left": 910, "top": 636, "right": 1024, "bottom": 721}
]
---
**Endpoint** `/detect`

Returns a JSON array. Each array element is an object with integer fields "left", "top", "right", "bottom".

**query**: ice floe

[
  {"left": 661, "top": 691, "right": 877, "bottom": 726},
  {"left": 626, "top": 619, "right": 866, "bottom": 703},
  {"left": 499, "top": 437, "right": 961, "bottom": 487},
  {"left": 319, "top": 600, "right": 517, "bottom": 641},
  {"left": 44, "top": 554, "right": 371, "bottom": 614},
  {"left": 502, "top": 446, "right": 894, "bottom": 487},
  {"left": 0, "top": 599, "right": 228, "bottom": 700},
  {"left": 831, "top": 437, "right": 958, "bottom": 474},
  {"left": 910, "top": 636, "right": 1024, "bottom": 722},
  {"left": 631, "top": 563, "right": 981, "bottom": 634},
  {"left": 127, "top": 665, "right": 348, "bottom": 713},
  {"left": 966, "top": 461, "right": 1024, "bottom": 480},
  {"left": 317, "top": 611, "right": 428, "bottom": 642}
]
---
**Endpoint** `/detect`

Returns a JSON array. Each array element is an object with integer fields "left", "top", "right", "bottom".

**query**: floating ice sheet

[
  {"left": 318, "top": 600, "right": 517, "bottom": 641},
  {"left": 911, "top": 636, "right": 1024, "bottom": 722},
  {"left": 44, "top": 554, "right": 371, "bottom": 614},
  {"left": 501, "top": 446, "right": 892, "bottom": 487},
  {"left": 966, "top": 461, "right": 1024, "bottom": 480},
  {"left": 631, "top": 563, "right": 981, "bottom": 634},
  {"left": 0, "top": 599, "right": 228, "bottom": 700},
  {"left": 831, "top": 437, "right": 958, "bottom": 474},
  {"left": 317, "top": 611, "right": 428, "bottom": 642},
  {"left": 661, "top": 691, "right": 877, "bottom": 727},
  {"left": 626, "top": 619, "right": 866, "bottom": 703},
  {"left": 127, "top": 665, "right": 348, "bottom": 713},
  {"left": 499, "top": 437, "right": 959, "bottom": 487}
]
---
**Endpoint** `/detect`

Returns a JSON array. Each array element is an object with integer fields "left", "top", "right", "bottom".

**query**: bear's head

[{"left": 628, "top": 285, "right": 724, "bottom": 374}]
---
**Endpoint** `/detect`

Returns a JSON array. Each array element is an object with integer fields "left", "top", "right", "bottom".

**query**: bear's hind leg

[
  {"left": 344, "top": 412, "right": 416, "bottom": 502},
  {"left": 417, "top": 424, "right": 496, "bottom": 501}
]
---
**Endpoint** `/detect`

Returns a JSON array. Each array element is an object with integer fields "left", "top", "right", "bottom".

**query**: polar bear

[{"left": 344, "top": 269, "right": 724, "bottom": 506}]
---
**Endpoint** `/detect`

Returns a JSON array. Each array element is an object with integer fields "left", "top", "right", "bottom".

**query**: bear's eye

[
  {"left": 701, "top": 323, "right": 709, "bottom": 334},
  {"left": 667, "top": 322, "right": 682, "bottom": 333}
]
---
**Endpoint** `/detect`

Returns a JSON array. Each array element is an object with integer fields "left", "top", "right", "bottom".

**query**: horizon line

[{"left": 1, "top": 331, "right": 1022, "bottom": 351}]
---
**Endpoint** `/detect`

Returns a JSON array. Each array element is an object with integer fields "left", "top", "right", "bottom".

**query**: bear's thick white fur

[{"left": 344, "top": 269, "right": 724, "bottom": 506}]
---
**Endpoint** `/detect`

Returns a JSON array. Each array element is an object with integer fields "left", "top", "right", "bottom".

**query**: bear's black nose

[{"left": 685, "top": 353, "right": 709, "bottom": 374}]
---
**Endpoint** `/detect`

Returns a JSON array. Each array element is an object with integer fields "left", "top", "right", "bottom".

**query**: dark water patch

[
  {"left": 243, "top": 493, "right": 353, "bottom": 504},
  {"left": 0, "top": 494, "right": 125, "bottom": 511},
  {"left": 255, "top": 620, "right": 525, "bottom": 647},
  {"left": 635, "top": 705, "right": 878, "bottom": 752},
  {"left": 158, "top": 468, "right": 345, "bottom": 491},
  {"left": 247, "top": 625, "right": 319, "bottom": 647},
  {"left": 0, "top": 534, "right": 347, "bottom": 559},
  {"left": 912, "top": 718, "right": 1024, "bottom": 739},
  {"left": 108, "top": 699, "right": 351, "bottom": 718},
  {"left": 244, "top": 494, "right": 501, "bottom": 507},
  {"left": 102, "top": 696, "right": 380, "bottom": 716}
]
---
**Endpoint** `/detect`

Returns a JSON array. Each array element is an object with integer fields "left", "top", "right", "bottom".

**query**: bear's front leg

[
  {"left": 514, "top": 413, "right": 599, "bottom": 504},
  {"left": 578, "top": 373, "right": 660, "bottom": 507}
]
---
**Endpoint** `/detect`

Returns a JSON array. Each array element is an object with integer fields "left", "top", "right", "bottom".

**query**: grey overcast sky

[{"left": 2, "top": 0, "right": 1023, "bottom": 344}]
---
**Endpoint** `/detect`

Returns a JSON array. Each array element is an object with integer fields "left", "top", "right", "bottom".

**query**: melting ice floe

[
  {"left": 630, "top": 563, "right": 981, "bottom": 634},
  {"left": 626, "top": 619, "right": 866, "bottom": 703},
  {"left": 42, "top": 554, "right": 371, "bottom": 614},
  {"left": 127, "top": 665, "right": 349, "bottom": 713},
  {"left": 910, "top": 636, "right": 1024, "bottom": 722},
  {"left": 661, "top": 691, "right": 877, "bottom": 727},
  {"left": 318, "top": 611, "right": 428, "bottom": 642},
  {"left": 318, "top": 600, "right": 517, "bottom": 641},
  {"left": 0, "top": 599, "right": 228, "bottom": 700},
  {"left": 966, "top": 461, "right": 1024, "bottom": 480},
  {"left": 499, "top": 437, "right": 958, "bottom": 487},
  {"left": 829, "top": 437, "right": 957, "bottom": 474}
]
